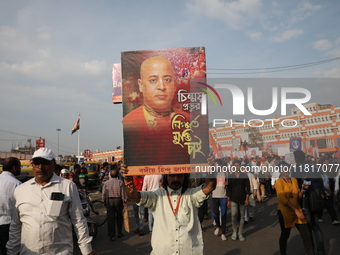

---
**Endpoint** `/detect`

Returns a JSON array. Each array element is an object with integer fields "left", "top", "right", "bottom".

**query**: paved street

[{"left": 75, "top": 191, "right": 340, "bottom": 255}]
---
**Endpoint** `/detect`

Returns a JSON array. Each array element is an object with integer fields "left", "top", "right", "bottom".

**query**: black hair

[
  {"left": 232, "top": 159, "right": 242, "bottom": 166},
  {"left": 215, "top": 158, "right": 224, "bottom": 166},
  {"left": 110, "top": 169, "right": 118, "bottom": 178},
  {"left": 2, "top": 157, "right": 20, "bottom": 171},
  {"left": 277, "top": 161, "right": 289, "bottom": 168},
  {"left": 55, "top": 164, "right": 63, "bottom": 173},
  {"left": 162, "top": 174, "right": 190, "bottom": 194},
  {"left": 293, "top": 150, "right": 306, "bottom": 163}
]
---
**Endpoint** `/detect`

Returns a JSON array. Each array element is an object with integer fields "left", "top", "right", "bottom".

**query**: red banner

[{"left": 36, "top": 139, "right": 45, "bottom": 150}]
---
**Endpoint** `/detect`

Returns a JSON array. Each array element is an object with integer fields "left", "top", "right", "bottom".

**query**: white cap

[
  {"left": 31, "top": 148, "right": 55, "bottom": 161},
  {"left": 61, "top": 169, "right": 70, "bottom": 174}
]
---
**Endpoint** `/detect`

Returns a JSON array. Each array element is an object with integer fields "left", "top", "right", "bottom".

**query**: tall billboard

[{"left": 121, "top": 47, "right": 209, "bottom": 175}]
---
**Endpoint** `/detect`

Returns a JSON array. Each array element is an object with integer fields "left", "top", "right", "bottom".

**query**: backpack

[{"left": 308, "top": 185, "right": 326, "bottom": 213}]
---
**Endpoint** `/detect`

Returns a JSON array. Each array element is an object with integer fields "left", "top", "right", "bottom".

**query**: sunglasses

[{"left": 32, "top": 159, "right": 51, "bottom": 167}]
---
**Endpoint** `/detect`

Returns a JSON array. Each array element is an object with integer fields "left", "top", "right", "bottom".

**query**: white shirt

[
  {"left": 6, "top": 173, "right": 93, "bottom": 255},
  {"left": 212, "top": 172, "right": 228, "bottom": 198},
  {"left": 138, "top": 186, "right": 208, "bottom": 255},
  {"left": 142, "top": 174, "right": 162, "bottom": 191},
  {"left": 0, "top": 171, "right": 21, "bottom": 225},
  {"left": 266, "top": 161, "right": 276, "bottom": 176},
  {"left": 247, "top": 173, "right": 258, "bottom": 207},
  {"left": 271, "top": 170, "right": 281, "bottom": 186}
]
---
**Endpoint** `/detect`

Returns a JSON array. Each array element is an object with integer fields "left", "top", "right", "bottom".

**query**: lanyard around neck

[{"left": 166, "top": 190, "right": 182, "bottom": 217}]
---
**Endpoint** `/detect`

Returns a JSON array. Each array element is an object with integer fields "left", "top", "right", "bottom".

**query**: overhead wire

[{"left": 206, "top": 57, "right": 340, "bottom": 75}]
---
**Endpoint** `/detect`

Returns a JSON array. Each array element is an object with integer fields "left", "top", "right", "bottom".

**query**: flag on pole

[{"left": 71, "top": 118, "right": 80, "bottom": 135}]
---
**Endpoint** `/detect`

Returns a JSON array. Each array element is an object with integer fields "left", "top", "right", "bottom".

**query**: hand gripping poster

[{"left": 121, "top": 47, "right": 209, "bottom": 175}]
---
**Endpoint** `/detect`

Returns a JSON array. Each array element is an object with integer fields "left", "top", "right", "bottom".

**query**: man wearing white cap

[{"left": 6, "top": 148, "right": 97, "bottom": 255}]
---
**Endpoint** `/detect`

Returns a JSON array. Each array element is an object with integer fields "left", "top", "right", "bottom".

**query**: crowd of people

[{"left": 1, "top": 148, "right": 340, "bottom": 254}]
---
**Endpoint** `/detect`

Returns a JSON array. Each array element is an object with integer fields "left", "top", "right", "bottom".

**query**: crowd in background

[{"left": 2, "top": 150, "right": 340, "bottom": 254}]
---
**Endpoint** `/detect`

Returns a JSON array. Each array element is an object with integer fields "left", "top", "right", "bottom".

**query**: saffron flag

[{"left": 71, "top": 118, "right": 80, "bottom": 135}]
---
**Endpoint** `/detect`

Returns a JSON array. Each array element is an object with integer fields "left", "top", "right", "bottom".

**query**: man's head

[
  {"left": 54, "top": 164, "right": 62, "bottom": 176},
  {"left": 293, "top": 150, "right": 306, "bottom": 164},
  {"left": 102, "top": 162, "right": 109, "bottom": 169},
  {"left": 232, "top": 160, "right": 242, "bottom": 173},
  {"left": 138, "top": 56, "right": 176, "bottom": 112},
  {"left": 110, "top": 169, "right": 118, "bottom": 178},
  {"left": 277, "top": 161, "right": 290, "bottom": 178},
  {"left": 60, "top": 169, "right": 70, "bottom": 179},
  {"left": 2, "top": 157, "right": 21, "bottom": 176},
  {"left": 162, "top": 174, "right": 190, "bottom": 193},
  {"left": 31, "top": 148, "right": 56, "bottom": 185},
  {"left": 74, "top": 164, "right": 81, "bottom": 174}
]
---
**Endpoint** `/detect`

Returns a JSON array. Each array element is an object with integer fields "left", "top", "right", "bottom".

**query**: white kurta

[{"left": 138, "top": 186, "right": 208, "bottom": 255}]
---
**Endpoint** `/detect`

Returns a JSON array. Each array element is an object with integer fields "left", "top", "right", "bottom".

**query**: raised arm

[{"left": 120, "top": 164, "right": 141, "bottom": 202}]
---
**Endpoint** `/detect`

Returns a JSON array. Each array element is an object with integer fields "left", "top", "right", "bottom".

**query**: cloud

[
  {"left": 186, "top": 0, "right": 262, "bottom": 30},
  {"left": 320, "top": 67, "right": 340, "bottom": 78},
  {"left": 335, "top": 37, "right": 340, "bottom": 45},
  {"left": 313, "top": 39, "right": 332, "bottom": 51},
  {"left": 289, "top": 0, "right": 321, "bottom": 25},
  {"left": 270, "top": 29, "right": 303, "bottom": 42},
  {"left": 246, "top": 31, "right": 262, "bottom": 40},
  {"left": 187, "top": 0, "right": 319, "bottom": 43}
]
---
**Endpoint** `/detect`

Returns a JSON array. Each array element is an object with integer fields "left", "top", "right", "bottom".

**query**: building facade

[{"left": 210, "top": 102, "right": 340, "bottom": 157}]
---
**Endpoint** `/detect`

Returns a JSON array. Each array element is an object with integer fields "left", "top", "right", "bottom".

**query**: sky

[{"left": 0, "top": 0, "right": 339, "bottom": 156}]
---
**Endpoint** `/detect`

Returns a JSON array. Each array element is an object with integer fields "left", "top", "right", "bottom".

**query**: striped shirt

[{"left": 102, "top": 178, "right": 127, "bottom": 202}]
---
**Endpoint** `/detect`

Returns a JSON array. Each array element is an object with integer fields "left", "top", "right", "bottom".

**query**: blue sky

[{"left": 0, "top": 0, "right": 339, "bottom": 156}]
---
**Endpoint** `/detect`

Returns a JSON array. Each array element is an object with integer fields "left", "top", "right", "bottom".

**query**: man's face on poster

[{"left": 138, "top": 57, "right": 176, "bottom": 112}]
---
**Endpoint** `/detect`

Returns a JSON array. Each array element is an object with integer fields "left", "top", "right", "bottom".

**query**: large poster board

[{"left": 121, "top": 47, "right": 209, "bottom": 175}]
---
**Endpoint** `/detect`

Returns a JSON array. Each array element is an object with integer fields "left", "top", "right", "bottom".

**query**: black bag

[{"left": 308, "top": 186, "right": 326, "bottom": 213}]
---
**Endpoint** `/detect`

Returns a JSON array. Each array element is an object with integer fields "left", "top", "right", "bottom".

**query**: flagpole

[{"left": 78, "top": 113, "right": 80, "bottom": 158}]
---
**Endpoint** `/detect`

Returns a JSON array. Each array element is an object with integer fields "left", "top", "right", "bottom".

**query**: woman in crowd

[{"left": 274, "top": 161, "right": 314, "bottom": 255}]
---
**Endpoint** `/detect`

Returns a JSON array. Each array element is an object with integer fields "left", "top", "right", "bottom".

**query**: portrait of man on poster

[{"left": 123, "top": 56, "right": 190, "bottom": 166}]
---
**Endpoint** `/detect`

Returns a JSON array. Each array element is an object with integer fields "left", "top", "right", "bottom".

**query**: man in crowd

[
  {"left": 227, "top": 160, "right": 251, "bottom": 242},
  {"left": 120, "top": 152, "right": 216, "bottom": 255},
  {"left": 0, "top": 157, "right": 21, "bottom": 255},
  {"left": 123, "top": 56, "right": 190, "bottom": 166},
  {"left": 102, "top": 166, "right": 127, "bottom": 241},
  {"left": 69, "top": 160, "right": 77, "bottom": 173},
  {"left": 142, "top": 174, "right": 162, "bottom": 233},
  {"left": 293, "top": 150, "right": 325, "bottom": 255},
  {"left": 6, "top": 148, "right": 97, "bottom": 255},
  {"left": 211, "top": 159, "right": 228, "bottom": 241},
  {"left": 99, "top": 162, "right": 110, "bottom": 192}
]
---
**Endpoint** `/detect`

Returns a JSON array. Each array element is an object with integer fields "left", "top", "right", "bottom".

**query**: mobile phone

[
  {"left": 50, "top": 192, "right": 64, "bottom": 201},
  {"left": 303, "top": 180, "right": 311, "bottom": 185}
]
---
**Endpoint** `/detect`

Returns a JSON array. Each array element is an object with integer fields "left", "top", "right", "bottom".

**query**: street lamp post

[{"left": 56, "top": 128, "right": 61, "bottom": 160}]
